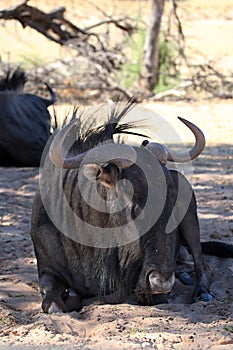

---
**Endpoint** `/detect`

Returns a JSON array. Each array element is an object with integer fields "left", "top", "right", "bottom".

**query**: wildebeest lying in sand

[
  {"left": 0, "top": 67, "right": 56, "bottom": 166},
  {"left": 30, "top": 102, "right": 233, "bottom": 313}
]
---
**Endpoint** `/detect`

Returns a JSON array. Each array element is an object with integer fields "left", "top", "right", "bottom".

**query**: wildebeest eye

[
  {"left": 96, "top": 163, "right": 121, "bottom": 189},
  {"left": 131, "top": 203, "right": 142, "bottom": 219}
]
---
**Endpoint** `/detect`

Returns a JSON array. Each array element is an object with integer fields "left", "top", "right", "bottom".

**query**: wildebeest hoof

[
  {"left": 42, "top": 296, "right": 67, "bottom": 313},
  {"left": 62, "top": 289, "right": 82, "bottom": 312},
  {"left": 200, "top": 292, "right": 215, "bottom": 302},
  {"left": 176, "top": 271, "right": 193, "bottom": 285},
  {"left": 47, "top": 302, "right": 64, "bottom": 314},
  {"left": 193, "top": 292, "right": 215, "bottom": 303}
]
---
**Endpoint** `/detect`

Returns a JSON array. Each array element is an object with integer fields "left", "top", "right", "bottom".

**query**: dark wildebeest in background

[
  {"left": 0, "top": 67, "right": 56, "bottom": 166},
  {"left": 30, "top": 103, "right": 233, "bottom": 313}
]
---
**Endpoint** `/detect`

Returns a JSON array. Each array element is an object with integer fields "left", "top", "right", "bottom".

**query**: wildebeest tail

[
  {"left": 0, "top": 67, "right": 27, "bottom": 92},
  {"left": 201, "top": 241, "right": 233, "bottom": 258}
]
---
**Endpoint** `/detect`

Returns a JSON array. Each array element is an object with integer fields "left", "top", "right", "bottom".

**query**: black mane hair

[
  {"left": 0, "top": 67, "right": 27, "bottom": 92},
  {"left": 57, "top": 101, "right": 149, "bottom": 154}
]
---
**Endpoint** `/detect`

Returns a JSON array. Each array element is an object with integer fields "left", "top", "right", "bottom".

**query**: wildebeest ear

[
  {"left": 96, "top": 163, "right": 121, "bottom": 189},
  {"left": 141, "top": 140, "right": 149, "bottom": 147}
]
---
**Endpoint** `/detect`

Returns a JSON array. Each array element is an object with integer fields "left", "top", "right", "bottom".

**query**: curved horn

[
  {"left": 49, "top": 119, "right": 136, "bottom": 169},
  {"left": 43, "top": 82, "right": 56, "bottom": 106},
  {"left": 167, "top": 117, "right": 205, "bottom": 163}
]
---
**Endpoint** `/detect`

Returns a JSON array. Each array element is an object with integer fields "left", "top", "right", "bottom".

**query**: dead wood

[
  {"left": 190, "top": 63, "right": 233, "bottom": 99},
  {"left": 0, "top": 0, "right": 135, "bottom": 72},
  {"left": 0, "top": 0, "right": 139, "bottom": 100}
]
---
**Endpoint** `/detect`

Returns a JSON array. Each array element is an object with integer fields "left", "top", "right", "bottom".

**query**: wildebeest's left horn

[
  {"left": 43, "top": 83, "right": 56, "bottom": 107},
  {"left": 49, "top": 119, "right": 136, "bottom": 169},
  {"left": 167, "top": 117, "right": 205, "bottom": 163}
]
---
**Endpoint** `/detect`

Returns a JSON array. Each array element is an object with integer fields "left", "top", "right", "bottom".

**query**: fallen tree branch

[
  {"left": 0, "top": 0, "right": 135, "bottom": 72},
  {"left": 0, "top": 0, "right": 97, "bottom": 45},
  {"left": 189, "top": 62, "right": 233, "bottom": 99}
]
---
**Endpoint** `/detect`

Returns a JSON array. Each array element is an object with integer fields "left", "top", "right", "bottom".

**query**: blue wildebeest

[
  {"left": 0, "top": 67, "right": 56, "bottom": 166},
  {"left": 30, "top": 102, "right": 233, "bottom": 313}
]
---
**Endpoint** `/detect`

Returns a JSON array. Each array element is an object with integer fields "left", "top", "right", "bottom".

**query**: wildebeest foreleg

[
  {"left": 179, "top": 201, "right": 214, "bottom": 302},
  {"left": 170, "top": 170, "right": 214, "bottom": 302},
  {"left": 39, "top": 273, "right": 82, "bottom": 313}
]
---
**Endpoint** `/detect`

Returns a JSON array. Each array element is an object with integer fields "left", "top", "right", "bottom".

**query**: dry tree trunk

[{"left": 142, "top": 0, "right": 165, "bottom": 91}]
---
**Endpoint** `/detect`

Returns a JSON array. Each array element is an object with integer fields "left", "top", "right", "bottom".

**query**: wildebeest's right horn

[
  {"left": 49, "top": 119, "right": 136, "bottom": 169},
  {"left": 167, "top": 117, "right": 205, "bottom": 162}
]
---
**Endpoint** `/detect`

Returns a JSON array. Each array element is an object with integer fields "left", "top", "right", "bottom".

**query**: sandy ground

[
  {"left": 0, "top": 0, "right": 233, "bottom": 349},
  {"left": 0, "top": 99, "right": 233, "bottom": 349}
]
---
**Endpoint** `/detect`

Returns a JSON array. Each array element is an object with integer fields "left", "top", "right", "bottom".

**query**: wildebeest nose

[{"left": 148, "top": 271, "right": 175, "bottom": 294}]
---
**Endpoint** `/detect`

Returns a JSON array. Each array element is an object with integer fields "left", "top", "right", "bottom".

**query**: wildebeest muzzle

[{"left": 148, "top": 270, "right": 175, "bottom": 294}]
